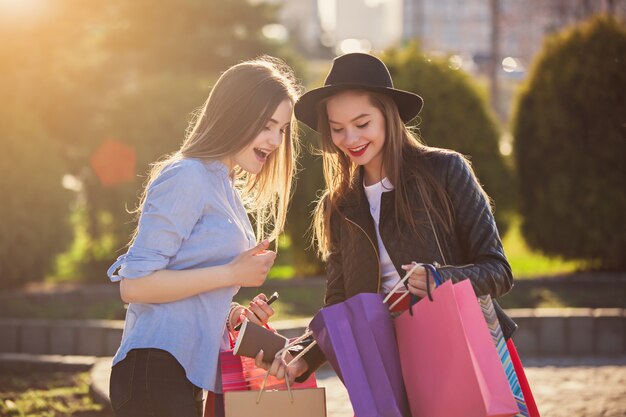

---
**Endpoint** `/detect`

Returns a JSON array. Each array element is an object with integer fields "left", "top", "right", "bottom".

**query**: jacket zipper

[
  {"left": 436, "top": 263, "right": 475, "bottom": 270},
  {"left": 345, "top": 217, "right": 382, "bottom": 293}
]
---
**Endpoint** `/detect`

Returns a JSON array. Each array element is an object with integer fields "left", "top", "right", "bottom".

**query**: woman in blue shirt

[{"left": 106, "top": 56, "right": 301, "bottom": 417}]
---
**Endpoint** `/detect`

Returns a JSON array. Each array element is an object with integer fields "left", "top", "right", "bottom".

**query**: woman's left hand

[
  {"left": 401, "top": 263, "right": 436, "bottom": 299},
  {"left": 238, "top": 293, "right": 275, "bottom": 327},
  {"left": 254, "top": 350, "right": 308, "bottom": 384}
]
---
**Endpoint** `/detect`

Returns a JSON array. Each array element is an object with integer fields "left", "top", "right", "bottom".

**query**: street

[{"left": 315, "top": 357, "right": 626, "bottom": 417}]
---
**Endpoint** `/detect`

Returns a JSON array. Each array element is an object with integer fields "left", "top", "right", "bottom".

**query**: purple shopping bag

[{"left": 309, "top": 292, "right": 410, "bottom": 417}]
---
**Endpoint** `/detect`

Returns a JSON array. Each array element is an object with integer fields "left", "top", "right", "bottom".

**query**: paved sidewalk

[
  {"left": 90, "top": 356, "right": 626, "bottom": 416},
  {"left": 315, "top": 357, "right": 626, "bottom": 417}
]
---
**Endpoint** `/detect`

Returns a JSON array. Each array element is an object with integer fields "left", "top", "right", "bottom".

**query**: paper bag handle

[
  {"left": 382, "top": 262, "right": 444, "bottom": 309},
  {"left": 276, "top": 329, "right": 318, "bottom": 371},
  {"left": 382, "top": 262, "right": 422, "bottom": 309},
  {"left": 256, "top": 329, "right": 317, "bottom": 404},
  {"left": 257, "top": 363, "right": 293, "bottom": 404},
  {"left": 423, "top": 264, "right": 443, "bottom": 301}
]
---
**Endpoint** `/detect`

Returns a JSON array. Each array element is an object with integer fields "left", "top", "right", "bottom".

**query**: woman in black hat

[{"left": 258, "top": 52, "right": 517, "bottom": 385}]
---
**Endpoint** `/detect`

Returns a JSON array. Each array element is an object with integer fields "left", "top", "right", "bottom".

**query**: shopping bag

[
  {"left": 205, "top": 332, "right": 318, "bottom": 417},
  {"left": 224, "top": 342, "right": 327, "bottom": 417},
  {"left": 220, "top": 348, "right": 317, "bottom": 392},
  {"left": 224, "top": 387, "right": 327, "bottom": 417},
  {"left": 506, "top": 339, "right": 541, "bottom": 417},
  {"left": 309, "top": 292, "right": 410, "bottom": 417},
  {"left": 393, "top": 276, "right": 518, "bottom": 417},
  {"left": 479, "top": 295, "right": 530, "bottom": 417}
]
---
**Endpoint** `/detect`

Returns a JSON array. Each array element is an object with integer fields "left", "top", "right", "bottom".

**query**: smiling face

[
  {"left": 325, "top": 90, "right": 387, "bottom": 185},
  {"left": 229, "top": 99, "right": 292, "bottom": 174}
]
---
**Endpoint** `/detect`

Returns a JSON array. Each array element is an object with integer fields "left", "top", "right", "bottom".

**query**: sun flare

[{"left": 0, "top": 0, "right": 46, "bottom": 17}]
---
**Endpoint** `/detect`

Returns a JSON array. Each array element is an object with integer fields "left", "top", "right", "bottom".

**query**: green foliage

[
  {"left": 1, "top": 0, "right": 306, "bottom": 285},
  {"left": 512, "top": 16, "right": 626, "bottom": 270},
  {"left": 0, "top": 107, "right": 72, "bottom": 290},
  {"left": 285, "top": 126, "right": 326, "bottom": 276},
  {"left": 103, "top": 0, "right": 282, "bottom": 75},
  {"left": 502, "top": 217, "right": 585, "bottom": 278},
  {"left": 382, "top": 44, "right": 516, "bottom": 234},
  {"left": 285, "top": 62, "right": 340, "bottom": 276},
  {"left": 53, "top": 207, "right": 119, "bottom": 283},
  {"left": 78, "top": 2, "right": 305, "bottom": 282}
]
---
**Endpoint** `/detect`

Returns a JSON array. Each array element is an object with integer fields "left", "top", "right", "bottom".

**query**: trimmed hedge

[
  {"left": 512, "top": 16, "right": 626, "bottom": 270},
  {"left": 285, "top": 126, "right": 325, "bottom": 275},
  {"left": 0, "top": 107, "right": 72, "bottom": 289}
]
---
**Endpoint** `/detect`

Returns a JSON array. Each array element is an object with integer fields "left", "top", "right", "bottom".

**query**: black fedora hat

[{"left": 294, "top": 53, "right": 423, "bottom": 132}]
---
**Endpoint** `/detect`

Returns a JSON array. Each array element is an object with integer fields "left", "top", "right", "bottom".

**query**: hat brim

[{"left": 294, "top": 84, "right": 423, "bottom": 132}]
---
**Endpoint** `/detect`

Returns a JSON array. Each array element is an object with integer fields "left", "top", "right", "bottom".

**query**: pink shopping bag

[{"left": 394, "top": 279, "right": 519, "bottom": 417}]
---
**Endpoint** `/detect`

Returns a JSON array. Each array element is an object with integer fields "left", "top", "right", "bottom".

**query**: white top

[{"left": 363, "top": 177, "right": 404, "bottom": 293}]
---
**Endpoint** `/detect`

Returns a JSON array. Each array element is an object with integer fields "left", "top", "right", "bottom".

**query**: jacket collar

[{"left": 340, "top": 167, "right": 380, "bottom": 250}]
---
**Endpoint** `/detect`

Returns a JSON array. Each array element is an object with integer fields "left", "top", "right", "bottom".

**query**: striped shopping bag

[{"left": 479, "top": 296, "right": 530, "bottom": 417}]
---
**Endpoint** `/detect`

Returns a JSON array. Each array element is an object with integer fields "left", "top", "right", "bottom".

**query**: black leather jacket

[{"left": 296, "top": 147, "right": 517, "bottom": 381}]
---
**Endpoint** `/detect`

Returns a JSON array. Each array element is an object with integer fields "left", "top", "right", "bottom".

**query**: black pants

[{"left": 110, "top": 348, "right": 204, "bottom": 417}]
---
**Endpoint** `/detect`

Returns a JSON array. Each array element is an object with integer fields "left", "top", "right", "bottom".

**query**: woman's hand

[
  {"left": 228, "top": 240, "right": 277, "bottom": 287},
  {"left": 229, "top": 294, "right": 275, "bottom": 329},
  {"left": 401, "top": 263, "right": 436, "bottom": 299},
  {"left": 254, "top": 350, "right": 309, "bottom": 384}
]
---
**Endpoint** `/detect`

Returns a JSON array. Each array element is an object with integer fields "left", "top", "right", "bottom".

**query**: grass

[
  {"left": 234, "top": 285, "right": 325, "bottom": 320},
  {"left": 267, "top": 264, "right": 296, "bottom": 280},
  {"left": 0, "top": 365, "right": 108, "bottom": 417},
  {"left": 1, "top": 217, "right": 615, "bottom": 322},
  {"left": 501, "top": 218, "right": 585, "bottom": 278}
]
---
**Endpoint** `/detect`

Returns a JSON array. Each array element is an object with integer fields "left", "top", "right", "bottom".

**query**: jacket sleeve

[
  {"left": 294, "top": 210, "right": 346, "bottom": 382},
  {"left": 436, "top": 153, "right": 514, "bottom": 299}
]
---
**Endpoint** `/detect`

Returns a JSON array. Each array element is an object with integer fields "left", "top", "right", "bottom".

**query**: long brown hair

[
  {"left": 312, "top": 90, "right": 456, "bottom": 259},
  {"left": 131, "top": 56, "right": 301, "bottom": 244}
]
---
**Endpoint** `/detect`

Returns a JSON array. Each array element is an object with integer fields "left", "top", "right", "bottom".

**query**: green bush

[
  {"left": 54, "top": 74, "right": 214, "bottom": 282},
  {"left": 0, "top": 107, "right": 72, "bottom": 290},
  {"left": 285, "top": 125, "right": 325, "bottom": 276},
  {"left": 382, "top": 44, "right": 515, "bottom": 234},
  {"left": 512, "top": 16, "right": 626, "bottom": 270}
]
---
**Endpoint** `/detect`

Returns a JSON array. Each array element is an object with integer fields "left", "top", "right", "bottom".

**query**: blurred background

[{"left": 0, "top": 0, "right": 625, "bottom": 416}]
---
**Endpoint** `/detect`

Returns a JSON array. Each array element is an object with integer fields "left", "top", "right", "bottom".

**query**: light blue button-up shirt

[{"left": 107, "top": 158, "right": 256, "bottom": 392}]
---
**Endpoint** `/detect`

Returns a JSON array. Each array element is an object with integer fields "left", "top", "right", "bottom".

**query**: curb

[
  {"left": 0, "top": 352, "right": 96, "bottom": 370},
  {"left": 2, "top": 309, "right": 625, "bottom": 358},
  {"left": 90, "top": 357, "right": 113, "bottom": 410}
]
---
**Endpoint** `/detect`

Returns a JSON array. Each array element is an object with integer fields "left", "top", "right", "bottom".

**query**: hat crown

[
  {"left": 294, "top": 53, "right": 423, "bottom": 132},
  {"left": 324, "top": 53, "right": 394, "bottom": 89}
]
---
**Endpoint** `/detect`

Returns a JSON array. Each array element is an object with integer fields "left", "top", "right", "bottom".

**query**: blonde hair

[
  {"left": 312, "top": 90, "right": 455, "bottom": 259},
  {"left": 131, "top": 56, "right": 301, "bottom": 245}
]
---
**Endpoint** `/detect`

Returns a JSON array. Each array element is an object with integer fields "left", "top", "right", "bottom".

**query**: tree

[
  {"left": 0, "top": 0, "right": 304, "bottom": 284},
  {"left": 512, "top": 16, "right": 626, "bottom": 270},
  {"left": 382, "top": 43, "right": 516, "bottom": 234},
  {"left": 285, "top": 126, "right": 325, "bottom": 276},
  {"left": 0, "top": 106, "right": 72, "bottom": 289},
  {"left": 102, "top": 0, "right": 282, "bottom": 76}
]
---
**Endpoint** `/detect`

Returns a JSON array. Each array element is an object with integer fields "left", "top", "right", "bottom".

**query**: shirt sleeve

[{"left": 107, "top": 160, "right": 209, "bottom": 281}]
